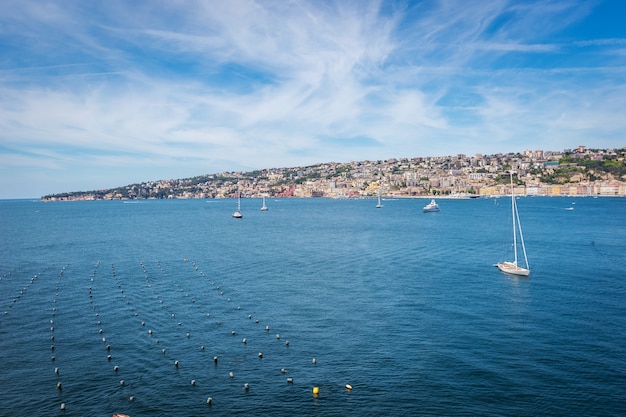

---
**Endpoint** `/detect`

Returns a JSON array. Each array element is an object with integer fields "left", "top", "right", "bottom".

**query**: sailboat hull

[{"left": 496, "top": 262, "right": 530, "bottom": 276}]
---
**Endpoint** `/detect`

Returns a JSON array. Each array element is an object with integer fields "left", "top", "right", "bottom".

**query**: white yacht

[{"left": 423, "top": 199, "right": 440, "bottom": 212}]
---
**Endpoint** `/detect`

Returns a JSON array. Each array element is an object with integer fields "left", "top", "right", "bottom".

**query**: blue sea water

[{"left": 1, "top": 197, "right": 625, "bottom": 416}]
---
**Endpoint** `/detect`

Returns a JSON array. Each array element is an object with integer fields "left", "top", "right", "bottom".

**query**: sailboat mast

[
  {"left": 515, "top": 191, "right": 530, "bottom": 270},
  {"left": 510, "top": 172, "right": 518, "bottom": 265}
]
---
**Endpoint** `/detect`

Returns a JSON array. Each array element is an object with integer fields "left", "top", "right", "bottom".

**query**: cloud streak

[{"left": 0, "top": 0, "right": 625, "bottom": 198}]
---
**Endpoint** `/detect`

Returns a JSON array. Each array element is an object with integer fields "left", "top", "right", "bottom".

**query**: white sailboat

[
  {"left": 260, "top": 196, "right": 268, "bottom": 211},
  {"left": 496, "top": 172, "right": 530, "bottom": 276},
  {"left": 232, "top": 193, "right": 243, "bottom": 218},
  {"left": 376, "top": 189, "right": 382, "bottom": 208}
]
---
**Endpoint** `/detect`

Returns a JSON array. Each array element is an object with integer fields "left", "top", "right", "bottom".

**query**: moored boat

[
  {"left": 232, "top": 193, "right": 243, "bottom": 218},
  {"left": 496, "top": 172, "right": 530, "bottom": 276},
  {"left": 423, "top": 199, "right": 440, "bottom": 212}
]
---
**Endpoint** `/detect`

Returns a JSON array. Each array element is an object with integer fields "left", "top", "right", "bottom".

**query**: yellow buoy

[
  {"left": 312, "top": 386, "right": 319, "bottom": 396},
  {"left": 345, "top": 384, "right": 353, "bottom": 391}
]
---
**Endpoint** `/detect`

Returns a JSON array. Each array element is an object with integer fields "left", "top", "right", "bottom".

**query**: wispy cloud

[{"left": 0, "top": 0, "right": 625, "bottom": 198}]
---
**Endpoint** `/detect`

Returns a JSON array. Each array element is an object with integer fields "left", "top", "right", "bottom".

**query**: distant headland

[{"left": 41, "top": 146, "right": 626, "bottom": 201}]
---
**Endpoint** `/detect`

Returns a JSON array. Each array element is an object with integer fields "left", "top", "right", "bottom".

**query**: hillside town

[{"left": 42, "top": 146, "right": 626, "bottom": 201}]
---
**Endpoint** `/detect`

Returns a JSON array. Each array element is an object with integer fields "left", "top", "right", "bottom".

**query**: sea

[{"left": 1, "top": 196, "right": 625, "bottom": 417}]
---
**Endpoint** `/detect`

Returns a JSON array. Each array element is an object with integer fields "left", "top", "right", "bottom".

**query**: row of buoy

[
  {"left": 128, "top": 257, "right": 296, "bottom": 408},
  {"left": 49, "top": 257, "right": 345, "bottom": 411},
  {"left": 1, "top": 269, "right": 41, "bottom": 319},
  {"left": 180, "top": 258, "right": 324, "bottom": 399},
  {"left": 90, "top": 263, "right": 133, "bottom": 399},
  {"left": 50, "top": 265, "right": 69, "bottom": 412}
]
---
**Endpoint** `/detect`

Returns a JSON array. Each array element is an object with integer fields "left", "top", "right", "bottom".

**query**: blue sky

[{"left": 1, "top": 0, "right": 625, "bottom": 198}]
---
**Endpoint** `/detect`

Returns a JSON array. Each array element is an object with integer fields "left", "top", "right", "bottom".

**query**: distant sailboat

[
  {"left": 376, "top": 189, "right": 382, "bottom": 208},
  {"left": 232, "top": 193, "right": 243, "bottom": 218},
  {"left": 422, "top": 199, "right": 440, "bottom": 212},
  {"left": 261, "top": 196, "right": 268, "bottom": 211},
  {"left": 496, "top": 172, "right": 530, "bottom": 276}
]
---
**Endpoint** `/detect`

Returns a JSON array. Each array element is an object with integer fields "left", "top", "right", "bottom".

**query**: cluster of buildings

[{"left": 42, "top": 146, "right": 626, "bottom": 201}]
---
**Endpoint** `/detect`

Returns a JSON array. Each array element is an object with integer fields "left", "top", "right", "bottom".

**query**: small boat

[
  {"left": 496, "top": 172, "right": 530, "bottom": 276},
  {"left": 232, "top": 193, "right": 243, "bottom": 218},
  {"left": 261, "top": 196, "right": 268, "bottom": 211},
  {"left": 423, "top": 199, "right": 440, "bottom": 212},
  {"left": 376, "top": 189, "right": 382, "bottom": 208}
]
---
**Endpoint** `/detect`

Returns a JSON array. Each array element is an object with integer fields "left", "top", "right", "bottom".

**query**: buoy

[
  {"left": 276, "top": 334, "right": 280, "bottom": 339},
  {"left": 242, "top": 338, "right": 247, "bottom": 344},
  {"left": 345, "top": 384, "right": 353, "bottom": 391},
  {"left": 313, "top": 387, "right": 319, "bottom": 396},
  {"left": 213, "top": 356, "right": 218, "bottom": 364},
  {"left": 258, "top": 352, "right": 263, "bottom": 358},
  {"left": 162, "top": 348, "right": 166, "bottom": 354},
  {"left": 191, "top": 379, "right": 196, "bottom": 386},
  {"left": 186, "top": 333, "right": 190, "bottom": 338},
  {"left": 57, "top": 382, "right": 62, "bottom": 390},
  {"left": 174, "top": 360, "right": 179, "bottom": 368},
  {"left": 285, "top": 340, "right": 289, "bottom": 346},
  {"left": 229, "top": 371, "right": 234, "bottom": 378},
  {"left": 120, "top": 380, "right": 125, "bottom": 386},
  {"left": 107, "top": 355, "right": 112, "bottom": 361},
  {"left": 280, "top": 368, "right": 287, "bottom": 374},
  {"left": 60, "top": 403, "right": 65, "bottom": 411},
  {"left": 55, "top": 367, "right": 59, "bottom": 375},
  {"left": 312, "top": 358, "right": 317, "bottom": 365},
  {"left": 114, "top": 365, "right": 119, "bottom": 372},
  {"left": 265, "top": 325, "right": 270, "bottom": 331},
  {"left": 206, "top": 397, "right": 213, "bottom": 405},
  {"left": 129, "top": 395, "right": 135, "bottom": 401},
  {"left": 148, "top": 329, "right": 152, "bottom": 335},
  {"left": 287, "top": 377, "right": 293, "bottom": 384}
]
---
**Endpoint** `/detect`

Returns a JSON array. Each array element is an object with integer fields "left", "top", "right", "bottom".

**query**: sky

[{"left": 1, "top": 0, "right": 625, "bottom": 198}]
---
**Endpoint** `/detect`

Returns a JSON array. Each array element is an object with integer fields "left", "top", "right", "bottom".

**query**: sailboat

[
  {"left": 496, "top": 172, "right": 530, "bottom": 276},
  {"left": 232, "top": 193, "right": 243, "bottom": 218},
  {"left": 260, "top": 196, "right": 268, "bottom": 211},
  {"left": 376, "top": 189, "right": 382, "bottom": 208}
]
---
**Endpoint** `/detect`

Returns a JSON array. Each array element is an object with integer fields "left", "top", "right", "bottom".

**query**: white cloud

[{"left": 0, "top": 0, "right": 625, "bottom": 198}]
